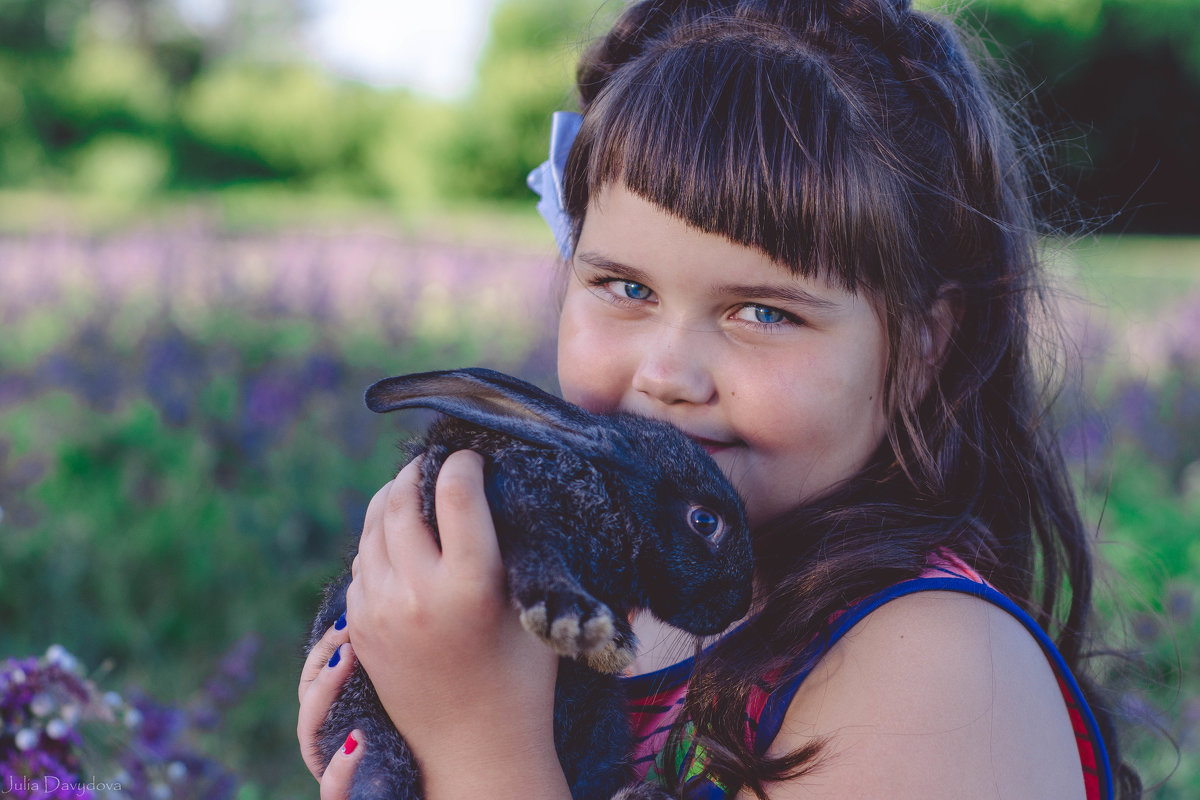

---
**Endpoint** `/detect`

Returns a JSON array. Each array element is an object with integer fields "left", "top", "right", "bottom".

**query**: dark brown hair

[{"left": 562, "top": 0, "right": 1138, "bottom": 796}]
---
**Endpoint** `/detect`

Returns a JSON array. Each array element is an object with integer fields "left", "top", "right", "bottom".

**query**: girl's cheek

[
  {"left": 557, "top": 302, "right": 629, "bottom": 413},
  {"left": 559, "top": 352, "right": 624, "bottom": 414},
  {"left": 559, "top": 370, "right": 612, "bottom": 414}
]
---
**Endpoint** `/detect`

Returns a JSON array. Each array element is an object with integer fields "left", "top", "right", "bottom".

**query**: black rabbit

[{"left": 307, "top": 367, "right": 753, "bottom": 800}]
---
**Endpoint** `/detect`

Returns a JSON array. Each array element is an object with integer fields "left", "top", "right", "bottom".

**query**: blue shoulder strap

[{"left": 753, "top": 576, "right": 1114, "bottom": 800}]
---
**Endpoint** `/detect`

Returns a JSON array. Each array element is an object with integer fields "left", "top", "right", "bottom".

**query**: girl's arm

[
  {"left": 750, "top": 591, "right": 1087, "bottom": 800},
  {"left": 301, "top": 452, "right": 571, "bottom": 800}
]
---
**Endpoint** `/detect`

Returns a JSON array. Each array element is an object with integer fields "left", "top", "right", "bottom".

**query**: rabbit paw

[
  {"left": 518, "top": 591, "right": 633, "bottom": 670},
  {"left": 580, "top": 628, "right": 638, "bottom": 674}
]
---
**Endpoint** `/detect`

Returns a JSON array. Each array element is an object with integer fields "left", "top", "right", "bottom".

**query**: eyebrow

[
  {"left": 576, "top": 251, "right": 842, "bottom": 312},
  {"left": 717, "top": 282, "right": 843, "bottom": 312},
  {"left": 575, "top": 253, "right": 653, "bottom": 283}
]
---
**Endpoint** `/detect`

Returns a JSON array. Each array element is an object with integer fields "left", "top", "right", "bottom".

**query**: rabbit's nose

[{"left": 629, "top": 326, "right": 717, "bottom": 406}]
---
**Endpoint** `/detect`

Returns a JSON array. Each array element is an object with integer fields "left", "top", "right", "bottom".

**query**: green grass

[
  {"left": 1067, "top": 235, "right": 1200, "bottom": 318},
  {"left": 0, "top": 187, "right": 556, "bottom": 251}
]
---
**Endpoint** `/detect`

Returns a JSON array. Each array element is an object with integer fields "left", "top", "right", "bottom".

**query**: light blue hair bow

[{"left": 527, "top": 111, "right": 583, "bottom": 259}]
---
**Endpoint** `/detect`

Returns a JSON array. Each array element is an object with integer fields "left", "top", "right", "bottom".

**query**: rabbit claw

[
  {"left": 518, "top": 591, "right": 634, "bottom": 671},
  {"left": 519, "top": 599, "right": 612, "bottom": 655},
  {"left": 582, "top": 631, "right": 637, "bottom": 673}
]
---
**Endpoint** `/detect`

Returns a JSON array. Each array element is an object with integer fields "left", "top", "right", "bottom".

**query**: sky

[
  {"left": 174, "top": 0, "right": 500, "bottom": 99},
  {"left": 306, "top": 0, "right": 499, "bottom": 98}
]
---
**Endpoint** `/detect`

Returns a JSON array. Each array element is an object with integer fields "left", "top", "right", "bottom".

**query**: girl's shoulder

[
  {"left": 755, "top": 554, "right": 1108, "bottom": 799},
  {"left": 624, "top": 554, "right": 1113, "bottom": 799},
  {"left": 763, "top": 589, "right": 1085, "bottom": 798}
]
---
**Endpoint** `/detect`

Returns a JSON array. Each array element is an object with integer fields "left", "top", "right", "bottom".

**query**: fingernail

[
  {"left": 334, "top": 613, "right": 347, "bottom": 631},
  {"left": 327, "top": 645, "right": 342, "bottom": 669},
  {"left": 343, "top": 731, "right": 358, "bottom": 755}
]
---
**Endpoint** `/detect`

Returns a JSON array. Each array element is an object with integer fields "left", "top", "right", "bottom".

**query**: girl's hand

[
  {"left": 297, "top": 621, "right": 364, "bottom": 798},
  {"left": 345, "top": 452, "right": 570, "bottom": 798},
  {"left": 315, "top": 730, "right": 365, "bottom": 800}
]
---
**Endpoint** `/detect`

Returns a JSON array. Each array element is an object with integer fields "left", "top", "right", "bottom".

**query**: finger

[
  {"left": 299, "top": 619, "right": 350, "bottom": 703},
  {"left": 364, "top": 455, "right": 419, "bottom": 530},
  {"left": 355, "top": 477, "right": 397, "bottom": 576},
  {"left": 381, "top": 455, "right": 441, "bottom": 565},
  {"left": 357, "top": 457, "right": 423, "bottom": 577},
  {"left": 319, "top": 730, "right": 366, "bottom": 800},
  {"left": 434, "top": 450, "right": 503, "bottom": 581},
  {"left": 298, "top": 642, "right": 357, "bottom": 781}
]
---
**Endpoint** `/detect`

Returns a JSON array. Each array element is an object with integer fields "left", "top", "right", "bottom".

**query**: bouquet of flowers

[{"left": 1, "top": 639, "right": 255, "bottom": 800}]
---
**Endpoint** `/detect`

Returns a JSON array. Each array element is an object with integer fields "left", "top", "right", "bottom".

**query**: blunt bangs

[{"left": 564, "top": 22, "right": 913, "bottom": 292}]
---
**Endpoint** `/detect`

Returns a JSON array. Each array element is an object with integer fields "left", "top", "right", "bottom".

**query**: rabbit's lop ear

[{"left": 365, "top": 368, "right": 616, "bottom": 458}]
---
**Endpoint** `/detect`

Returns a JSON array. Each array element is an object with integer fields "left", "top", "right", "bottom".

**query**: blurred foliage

[
  {"left": 961, "top": 0, "right": 1200, "bottom": 232},
  {"left": 0, "top": 0, "right": 1195, "bottom": 231},
  {"left": 439, "top": 0, "right": 618, "bottom": 200},
  {"left": 177, "top": 64, "right": 365, "bottom": 182},
  {"left": 1049, "top": 237, "right": 1200, "bottom": 797},
  {"left": 0, "top": 228, "right": 560, "bottom": 795},
  {"left": 0, "top": 229, "right": 1196, "bottom": 795},
  {"left": 0, "top": 0, "right": 621, "bottom": 216}
]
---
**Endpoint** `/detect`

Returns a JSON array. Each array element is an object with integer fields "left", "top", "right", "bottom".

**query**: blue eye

[
  {"left": 687, "top": 506, "right": 724, "bottom": 542},
  {"left": 752, "top": 305, "right": 786, "bottom": 324},
  {"left": 622, "top": 281, "right": 652, "bottom": 300}
]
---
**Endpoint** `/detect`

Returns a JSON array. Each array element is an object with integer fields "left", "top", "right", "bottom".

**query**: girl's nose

[{"left": 630, "top": 326, "right": 717, "bottom": 406}]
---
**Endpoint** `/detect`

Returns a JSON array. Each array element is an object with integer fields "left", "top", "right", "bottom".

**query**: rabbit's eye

[{"left": 688, "top": 506, "right": 725, "bottom": 543}]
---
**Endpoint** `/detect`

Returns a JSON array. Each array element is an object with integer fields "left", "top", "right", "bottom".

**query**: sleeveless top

[{"left": 621, "top": 553, "right": 1113, "bottom": 799}]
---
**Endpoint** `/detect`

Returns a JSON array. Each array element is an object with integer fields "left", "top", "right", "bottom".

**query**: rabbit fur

[{"left": 307, "top": 367, "right": 753, "bottom": 800}]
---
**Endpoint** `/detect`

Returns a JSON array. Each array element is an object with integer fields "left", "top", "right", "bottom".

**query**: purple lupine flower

[
  {"left": 1117, "top": 691, "right": 1172, "bottom": 734},
  {"left": 1181, "top": 697, "right": 1200, "bottom": 751},
  {"left": 302, "top": 352, "right": 344, "bottom": 393},
  {"left": 237, "top": 368, "right": 307, "bottom": 458},
  {"left": 194, "top": 634, "right": 260, "bottom": 727},
  {"left": 122, "top": 691, "right": 187, "bottom": 762},
  {"left": 1166, "top": 584, "right": 1195, "bottom": 624},
  {"left": 1112, "top": 379, "right": 1177, "bottom": 464},
  {"left": 2, "top": 644, "right": 247, "bottom": 800},
  {"left": 1130, "top": 612, "right": 1160, "bottom": 644},
  {"left": 34, "top": 327, "right": 125, "bottom": 413},
  {"left": 142, "top": 327, "right": 207, "bottom": 427},
  {"left": 0, "top": 374, "right": 34, "bottom": 410},
  {"left": 242, "top": 370, "right": 303, "bottom": 431},
  {"left": 1058, "top": 408, "right": 1112, "bottom": 466},
  {"left": 1, "top": 649, "right": 99, "bottom": 799},
  {"left": 0, "top": 747, "right": 88, "bottom": 799}
]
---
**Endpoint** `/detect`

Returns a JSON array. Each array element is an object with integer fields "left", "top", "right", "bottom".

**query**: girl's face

[{"left": 557, "top": 184, "right": 891, "bottom": 528}]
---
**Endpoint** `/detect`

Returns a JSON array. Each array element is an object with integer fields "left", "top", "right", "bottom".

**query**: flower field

[{"left": 0, "top": 224, "right": 1197, "bottom": 797}]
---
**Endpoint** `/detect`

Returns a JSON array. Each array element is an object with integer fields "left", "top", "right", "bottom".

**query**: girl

[{"left": 298, "top": 0, "right": 1138, "bottom": 797}]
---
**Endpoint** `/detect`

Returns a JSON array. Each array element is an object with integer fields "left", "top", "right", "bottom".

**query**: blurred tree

[
  {"left": 359, "top": 91, "right": 461, "bottom": 208},
  {"left": 0, "top": 0, "right": 1196, "bottom": 231},
  {"left": 46, "top": 37, "right": 172, "bottom": 130},
  {"left": 445, "top": 0, "right": 1199, "bottom": 229},
  {"left": 963, "top": 0, "right": 1200, "bottom": 232},
  {"left": 0, "top": 0, "right": 88, "bottom": 55},
  {"left": 0, "top": 0, "right": 317, "bottom": 191},
  {"left": 176, "top": 63, "right": 364, "bottom": 185},
  {"left": 440, "top": 0, "right": 620, "bottom": 200}
]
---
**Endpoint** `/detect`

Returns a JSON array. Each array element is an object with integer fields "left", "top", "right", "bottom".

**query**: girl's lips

[{"left": 688, "top": 435, "right": 738, "bottom": 455}]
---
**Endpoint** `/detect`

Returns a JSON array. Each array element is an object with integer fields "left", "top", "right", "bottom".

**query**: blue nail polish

[
  {"left": 334, "top": 613, "right": 347, "bottom": 631},
  {"left": 328, "top": 646, "right": 342, "bottom": 668}
]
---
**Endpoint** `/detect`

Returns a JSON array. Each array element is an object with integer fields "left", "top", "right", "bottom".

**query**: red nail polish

[{"left": 343, "top": 732, "right": 358, "bottom": 755}]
